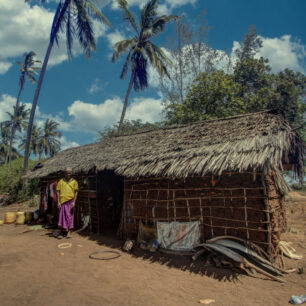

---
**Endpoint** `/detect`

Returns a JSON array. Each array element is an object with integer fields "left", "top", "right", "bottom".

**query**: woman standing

[{"left": 56, "top": 167, "right": 78, "bottom": 238}]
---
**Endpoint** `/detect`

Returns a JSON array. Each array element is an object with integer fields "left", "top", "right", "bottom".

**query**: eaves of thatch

[{"left": 25, "top": 110, "right": 304, "bottom": 189}]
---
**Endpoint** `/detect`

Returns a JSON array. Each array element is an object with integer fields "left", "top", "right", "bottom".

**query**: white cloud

[
  {"left": 156, "top": 4, "right": 170, "bottom": 15},
  {"left": 0, "top": 93, "right": 72, "bottom": 136},
  {"left": 35, "top": 112, "right": 72, "bottom": 132},
  {"left": 88, "top": 78, "right": 109, "bottom": 95},
  {"left": 68, "top": 97, "right": 123, "bottom": 133},
  {"left": 256, "top": 35, "right": 306, "bottom": 73},
  {"left": 110, "top": 0, "right": 198, "bottom": 12},
  {"left": 106, "top": 30, "right": 126, "bottom": 48},
  {"left": 0, "top": 1, "right": 56, "bottom": 67},
  {"left": 166, "top": 0, "right": 198, "bottom": 9},
  {"left": 67, "top": 96, "right": 164, "bottom": 133},
  {"left": 0, "top": 0, "right": 109, "bottom": 72},
  {"left": 0, "top": 94, "right": 17, "bottom": 122},
  {"left": 231, "top": 35, "right": 306, "bottom": 73},
  {"left": 60, "top": 136, "right": 79, "bottom": 151},
  {"left": 126, "top": 97, "right": 163, "bottom": 122},
  {"left": 0, "top": 61, "right": 12, "bottom": 75}
]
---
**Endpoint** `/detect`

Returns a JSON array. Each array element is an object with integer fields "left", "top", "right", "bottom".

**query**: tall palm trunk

[
  {"left": 5, "top": 86, "right": 23, "bottom": 165},
  {"left": 118, "top": 70, "right": 135, "bottom": 134},
  {"left": 22, "top": 41, "right": 53, "bottom": 188},
  {"left": 22, "top": 0, "right": 70, "bottom": 189}
]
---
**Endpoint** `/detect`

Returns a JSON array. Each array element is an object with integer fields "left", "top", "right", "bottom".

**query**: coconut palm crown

[
  {"left": 5, "top": 51, "right": 41, "bottom": 165},
  {"left": 112, "top": 0, "right": 177, "bottom": 133},
  {"left": 40, "top": 119, "right": 62, "bottom": 158},
  {"left": 23, "top": 0, "right": 112, "bottom": 179},
  {"left": 4, "top": 104, "right": 30, "bottom": 136}
]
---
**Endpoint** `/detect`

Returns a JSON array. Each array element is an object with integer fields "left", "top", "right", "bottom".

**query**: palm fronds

[
  {"left": 116, "top": 0, "right": 139, "bottom": 34},
  {"left": 74, "top": 0, "right": 96, "bottom": 57},
  {"left": 112, "top": 39, "right": 137, "bottom": 63},
  {"left": 113, "top": 0, "right": 177, "bottom": 133},
  {"left": 140, "top": 0, "right": 158, "bottom": 29},
  {"left": 85, "top": 0, "right": 112, "bottom": 27},
  {"left": 150, "top": 15, "right": 179, "bottom": 36}
]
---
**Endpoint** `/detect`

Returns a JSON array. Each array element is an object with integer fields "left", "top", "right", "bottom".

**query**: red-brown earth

[{"left": 0, "top": 192, "right": 305, "bottom": 306}]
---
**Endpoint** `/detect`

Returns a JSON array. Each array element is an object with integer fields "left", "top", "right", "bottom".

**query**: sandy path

[{"left": 0, "top": 192, "right": 305, "bottom": 306}]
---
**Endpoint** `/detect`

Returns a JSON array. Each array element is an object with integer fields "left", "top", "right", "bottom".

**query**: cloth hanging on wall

[{"left": 157, "top": 221, "right": 201, "bottom": 251}]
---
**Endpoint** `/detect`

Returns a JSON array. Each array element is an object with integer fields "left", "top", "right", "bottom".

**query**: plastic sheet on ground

[{"left": 157, "top": 221, "right": 200, "bottom": 251}]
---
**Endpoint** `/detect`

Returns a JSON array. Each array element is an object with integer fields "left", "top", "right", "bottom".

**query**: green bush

[
  {"left": 290, "top": 183, "right": 306, "bottom": 192},
  {"left": 0, "top": 158, "right": 41, "bottom": 203}
]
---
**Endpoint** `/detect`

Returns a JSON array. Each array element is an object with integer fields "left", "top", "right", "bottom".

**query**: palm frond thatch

[{"left": 25, "top": 111, "right": 304, "bottom": 194}]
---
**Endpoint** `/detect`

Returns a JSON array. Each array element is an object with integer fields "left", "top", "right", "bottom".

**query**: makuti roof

[{"left": 26, "top": 110, "right": 304, "bottom": 186}]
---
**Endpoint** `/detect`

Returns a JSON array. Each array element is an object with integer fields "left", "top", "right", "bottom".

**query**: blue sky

[{"left": 0, "top": 0, "right": 305, "bottom": 151}]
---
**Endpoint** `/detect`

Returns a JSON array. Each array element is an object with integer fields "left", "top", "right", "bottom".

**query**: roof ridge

[{"left": 115, "top": 109, "right": 281, "bottom": 138}]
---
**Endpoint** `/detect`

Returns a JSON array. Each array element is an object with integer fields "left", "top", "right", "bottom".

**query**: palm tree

[
  {"left": 3, "top": 104, "right": 30, "bottom": 151},
  {"left": 39, "top": 119, "right": 62, "bottom": 158},
  {"left": 19, "top": 124, "right": 43, "bottom": 159},
  {"left": 6, "top": 51, "right": 41, "bottom": 165},
  {"left": 112, "top": 0, "right": 177, "bottom": 134},
  {"left": 0, "top": 124, "right": 21, "bottom": 164},
  {"left": 23, "top": 0, "right": 112, "bottom": 179},
  {"left": 0, "top": 124, "right": 10, "bottom": 164}
]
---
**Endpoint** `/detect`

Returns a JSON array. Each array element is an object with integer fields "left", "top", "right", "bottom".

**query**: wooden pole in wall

[{"left": 262, "top": 173, "right": 272, "bottom": 261}]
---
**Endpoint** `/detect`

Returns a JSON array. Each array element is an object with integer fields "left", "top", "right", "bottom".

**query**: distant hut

[{"left": 26, "top": 110, "right": 304, "bottom": 259}]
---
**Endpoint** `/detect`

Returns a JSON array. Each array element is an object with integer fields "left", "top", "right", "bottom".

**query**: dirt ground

[{"left": 0, "top": 192, "right": 305, "bottom": 306}]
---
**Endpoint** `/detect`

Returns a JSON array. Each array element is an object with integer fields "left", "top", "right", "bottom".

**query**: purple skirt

[{"left": 58, "top": 199, "right": 74, "bottom": 230}]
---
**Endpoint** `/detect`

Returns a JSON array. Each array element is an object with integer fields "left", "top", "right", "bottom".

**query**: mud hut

[{"left": 26, "top": 110, "right": 304, "bottom": 259}]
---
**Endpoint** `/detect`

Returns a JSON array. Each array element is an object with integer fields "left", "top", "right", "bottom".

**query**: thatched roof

[{"left": 26, "top": 110, "right": 304, "bottom": 189}]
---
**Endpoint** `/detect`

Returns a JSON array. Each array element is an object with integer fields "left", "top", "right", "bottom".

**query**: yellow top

[{"left": 56, "top": 178, "right": 78, "bottom": 205}]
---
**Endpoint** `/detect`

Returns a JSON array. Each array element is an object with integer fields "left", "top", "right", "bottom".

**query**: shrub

[{"left": 0, "top": 158, "right": 41, "bottom": 203}]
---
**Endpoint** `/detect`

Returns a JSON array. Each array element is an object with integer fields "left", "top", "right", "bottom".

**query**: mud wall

[
  {"left": 264, "top": 172, "right": 287, "bottom": 257},
  {"left": 124, "top": 172, "right": 277, "bottom": 254}
]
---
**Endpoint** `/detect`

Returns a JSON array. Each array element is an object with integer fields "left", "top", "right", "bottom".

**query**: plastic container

[
  {"left": 25, "top": 212, "right": 33, "bottom": 224},
  {"left": 5, "top": 212, "right": 16, "bottom": 224},
  {"left": 16, "top": 212, "right": 25, "bottom": 225}
]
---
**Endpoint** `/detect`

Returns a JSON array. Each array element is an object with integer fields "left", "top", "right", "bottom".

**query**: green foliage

[
  {"left": 98, "top": 119, "right": 164, "bottom": 141},
  {"left": 290, "top": 183, "right": 306, "bottom": 192},
  {"left": 166, "top": 70, "right": 244, "bottom": 124},
  {"left": 165, "top": 25, "right": 305, "bottom": 138},
  {"left": 28, "top": 195, "right": 40, "bottom": 208},
  {"left": 19, "top": 120, "right": 61, "bottom": 159},
  {"left": 16, "top": 51, "right": 41, "bottom": 90},
  {"left": 113, "top": 0, "right": 177, "bottom": 133},
  {"left": 166, "top": 58, "right": 306, "bottom": 137},
  {"left": 0, "top": 158, "right": 40, "bottom": 202},
  {"left": 235, "top": 25, "right": 262, "bottom": 61}
]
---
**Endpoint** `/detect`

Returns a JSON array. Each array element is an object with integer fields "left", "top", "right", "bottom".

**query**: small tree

[
  {"left": 158, "top": 11, "right": 224, "bottom": 106},
  {"left": 98, "top": 119, "right": 163, "bottom": 140}
]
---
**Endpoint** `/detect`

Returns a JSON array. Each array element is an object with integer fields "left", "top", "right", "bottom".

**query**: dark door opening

[{"left": 97, "top": 170, "right": 123, "bottom": 233}]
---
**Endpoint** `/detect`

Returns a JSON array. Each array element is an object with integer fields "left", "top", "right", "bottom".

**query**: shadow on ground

[{"left": 78, "top": 229, "right": 240, "bottom": 283}]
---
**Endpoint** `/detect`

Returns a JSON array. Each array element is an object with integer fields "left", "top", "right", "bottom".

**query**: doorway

[{"left": 97, "top": 170, "right": 124, "bottom": 233}]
